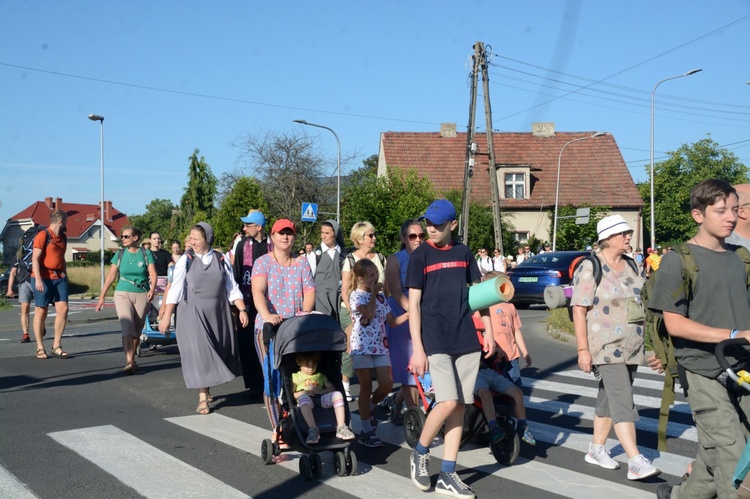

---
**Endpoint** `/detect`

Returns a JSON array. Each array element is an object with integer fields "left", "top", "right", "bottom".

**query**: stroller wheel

[
  {"left": 490, "top": 421, "right": 520, "bottom": 465},
  {"left": 261, "top": 439, "right": 274, "bottom": 465},
  {"left": 310, "top": 453, "right": 322, "bottom": 479},
  {"left": 299, "top": 454, "right": 312, "bottom": 480},
  {"left": 403, "top": 406, "right": 426, "bottom": 448},
  {"left": 346, "top": 450, "right": 357, "bottom": 476},
  {"left": 334, "top": 451, "right": 348, "bottom": 477}
]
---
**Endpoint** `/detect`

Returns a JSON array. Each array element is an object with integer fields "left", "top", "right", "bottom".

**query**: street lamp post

[
  {"left": 552, "top": 133, "right": 605, "bottom": 251},
  {"left": 293, "top": 120, "right": 341, "bottom": 223},
  {"left": 88, "top": 114, "right": 105, "bottom": 290},
  {"left": 650, "top": 69, "right": 702, "bottom": 249}
]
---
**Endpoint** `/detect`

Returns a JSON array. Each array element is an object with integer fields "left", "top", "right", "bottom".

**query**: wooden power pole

[{"left": 458, "top": 41, "right": 503, "bottom": 254}]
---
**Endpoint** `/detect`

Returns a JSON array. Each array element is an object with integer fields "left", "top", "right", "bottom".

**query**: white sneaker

[
  {"left": 627, "top": 454, "right": 661, "bottom": 480},
  {"left": 584, "top": 443, "right": 620, "bottom": 470}
]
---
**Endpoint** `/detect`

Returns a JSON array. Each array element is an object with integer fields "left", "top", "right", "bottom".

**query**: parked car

[
  {"left": 0, "top": 267, "right": 19, "bottom": 296},
  {"left": 506, "top": 251, "right": 589, "bottom": 308}
]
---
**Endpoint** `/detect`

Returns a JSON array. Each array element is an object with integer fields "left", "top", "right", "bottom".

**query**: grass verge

[
  {"left": 546, "top": 307, "right": 574, "bottom": 342},
  {"left": 67, "top": 266, "right": 115, "bottom": 297}
]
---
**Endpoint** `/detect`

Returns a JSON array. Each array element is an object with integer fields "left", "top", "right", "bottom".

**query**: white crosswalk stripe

[{"left": 2, "top": 364, "right": 699, "bottom": 498}]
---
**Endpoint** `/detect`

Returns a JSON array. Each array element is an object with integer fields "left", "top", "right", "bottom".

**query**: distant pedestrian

[{"left": 6, "top": 250, "right": 43, "bottom": 343}]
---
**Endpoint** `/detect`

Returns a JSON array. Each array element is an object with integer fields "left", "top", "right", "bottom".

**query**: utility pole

[{"left": 458, "top": 41, "right": 504, "bottom": 255}]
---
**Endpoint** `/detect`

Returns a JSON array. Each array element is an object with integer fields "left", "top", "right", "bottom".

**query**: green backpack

[{"left": 642, "top": 242, "right": 750, "bottom": 451}]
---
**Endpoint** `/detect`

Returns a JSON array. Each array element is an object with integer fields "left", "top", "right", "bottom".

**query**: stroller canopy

[{"left": 273, "top": 314, "right": 347, "bottom": 369}]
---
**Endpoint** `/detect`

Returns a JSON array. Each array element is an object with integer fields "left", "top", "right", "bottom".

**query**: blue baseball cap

[
  {"left": 419, "top": 199, "right": 456, "bottom": 225},
  {"left": 240, "top": 210, "right": 266, "bottom": 226}
]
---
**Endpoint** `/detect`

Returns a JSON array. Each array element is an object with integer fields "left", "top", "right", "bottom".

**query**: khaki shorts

[
  {"left": 114, "top": 291, "right": 149, "bottom": 338},
  {"left": 428, "top": 351, "right": 481, "bottom": 404}
]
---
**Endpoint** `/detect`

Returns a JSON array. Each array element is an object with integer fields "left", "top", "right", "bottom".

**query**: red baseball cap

[{"left": 271, "top": 219, "right": 296, "bottom": 234}]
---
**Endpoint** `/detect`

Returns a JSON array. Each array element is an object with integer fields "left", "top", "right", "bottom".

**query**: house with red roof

[
  {"left": 377, "top": 122, "right": 644, "bottom": 250},
  {"left": 1, "top": 197, "right": 129, "bottom": 264}
]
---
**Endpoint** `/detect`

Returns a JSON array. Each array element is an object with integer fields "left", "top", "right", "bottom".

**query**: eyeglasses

[
  {"left": 407, "top": 233, "right": 425, "bottom": 241},
  {"left": 365, "top": 233, "right": 376, "bottom": 239},
  {"left": 121, "top": 235, "right": 132, "bottom": 240},
  {"left": 614, "top": 230, "right": 634, "bottom": 238}
]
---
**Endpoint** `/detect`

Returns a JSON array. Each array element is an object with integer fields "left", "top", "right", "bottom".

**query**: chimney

[
  {"left": 45, "top": 197, "right": 53, "bottom": 209},
  {"left": 54, "top": 197, "right": 62, "bottom": 210},
  {"left": 105, "top": 201, "right": 113, "bottom": 223},
  {"left": 531, "top": 122, "right": 555, "bottom": 137},
  {"left": 440, "top": 123, "right": 457, "bottom": 138}
]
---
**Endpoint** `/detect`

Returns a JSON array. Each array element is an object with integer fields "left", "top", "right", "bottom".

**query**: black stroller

[{"left": 259, "top": 314, "right": 357, "bottom": 479}]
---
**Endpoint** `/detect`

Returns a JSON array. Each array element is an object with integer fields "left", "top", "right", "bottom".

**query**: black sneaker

[
  {"left": 435, "top": 471, "right": 474, "bottom": 498},
  {"left": 656, "top": 483, "right": 673, "bottom": 499},
  {"left": 410, "top": 448, "right": 431, "bottom": 491},
  {"left": 20, "top": 335, "right": 31, "bottom": 343}
]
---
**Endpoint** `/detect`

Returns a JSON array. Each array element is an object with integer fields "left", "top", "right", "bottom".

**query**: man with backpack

[
  {"left": 31, "top": 209, "right": 70, "bottom": 360},
  {"left": 650, "top": 180, "right": 750, "bottom": 499},
  {"left": 6, "top": 249, "right": 39, "bottom": 343}
]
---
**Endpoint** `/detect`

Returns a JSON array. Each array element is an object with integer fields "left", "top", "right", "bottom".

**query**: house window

[
  {"left": 505, "top": 173, "right": 525, "bottom": 199},
  {"left": 514, "top": 232, "right": 529, "bottom": 244}
]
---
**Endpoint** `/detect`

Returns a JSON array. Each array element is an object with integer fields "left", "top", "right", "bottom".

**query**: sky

[{"left": 2, "top": 1, "right": 749, "bottom": 242}]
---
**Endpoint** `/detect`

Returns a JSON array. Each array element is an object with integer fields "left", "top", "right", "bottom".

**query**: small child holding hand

[{"left": 292, "top": 351, "right": 355, "bottom": 444}]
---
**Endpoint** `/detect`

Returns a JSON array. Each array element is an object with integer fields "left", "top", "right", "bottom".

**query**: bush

[{"left": 545, "top": 308, "right": 574, "bottom": 337}]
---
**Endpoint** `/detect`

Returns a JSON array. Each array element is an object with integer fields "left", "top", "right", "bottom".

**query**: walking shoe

[
  {"left": 306, "top": 427, "right": 320, "bottom": 445},
  {"left": 519, "top": 425, "right": 536, "bottom": 446},
  {"left": 656, "top": 483, "right": 673, "bottom": 499},
  {"left": 584, "top": 443, "right": 620, "bottom": 470},
  {"left": 410, "top": 448, "right": 431, "bottom": 491},
  {"left": 336, "top": 425, "right": 356, "bottom": 440},
  {"left": 345, "top": 389, "right": 354, "bottom": 402},
  {"left": 490, "top": 427, "right": 506, "bottom": 444},
  {"left": 379, "top": 391, "right": 396, "bottom": 409},
  {"left": 20, "top": 335, "right": 31, "bottom": 343},
  {"left": 627, "top": 454, "right": 661, "bottom": 480},
  {"left": 435, "top": 471, "right": 475, "bottom": 498},
  {"left": 357, "top": 431, "right": 383, "bottom": 448}
]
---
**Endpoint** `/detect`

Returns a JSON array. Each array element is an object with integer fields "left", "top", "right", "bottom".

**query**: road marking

[
  {"left": 48, "top": 425, "right": 250, "bottom": 498},
  {"left": 522, "top": 377, "right": 691, "bottom": 414},
  {"left": 555, "top": 368, "right": 684, "bottom": 393},
  {"left": 170, "top": 413, "right": 658, "bottom": 498},
  {"left": 167, "top": 413, "right": 418, "bottom": 499},
  {"left": 0, "top": 465, "right": 37, "bottom": 499}
]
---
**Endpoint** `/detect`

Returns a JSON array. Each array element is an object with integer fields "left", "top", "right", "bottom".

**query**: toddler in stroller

[
  {"left": 260, "top": 314, "right": 358, "bottom": 479},
  {"left": 293, "top": 351, "right": 356, "bottom": 444}
]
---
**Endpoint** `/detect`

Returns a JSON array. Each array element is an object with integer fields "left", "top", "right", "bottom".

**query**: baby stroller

[
  {"left": 137, "top": 281, "right": 178, "bottom": 357},
  {"left": 715, "top": 338, "right": 750, "bottom": 496},
  {"left": 259, "top": 314, "right": 357, "bottom": 479},
  {"left": 403, "top": 329, "right": 521, "bottom": 465}
]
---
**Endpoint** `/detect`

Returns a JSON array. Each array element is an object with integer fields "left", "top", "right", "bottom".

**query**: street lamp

[
  {"left": 650, "top": 69, "right": 702, "bottom": 249},
  {"left": 88, "top": 113, "right": 105, "bottom": 290},
  {"left": 293, "top": 120, "right": 341, "bottom": 223},
  {"left": 552, "top": 132, "right": 605, "bottom": 251}
]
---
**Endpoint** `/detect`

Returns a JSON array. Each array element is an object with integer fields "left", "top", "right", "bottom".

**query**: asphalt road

[{"left": 0, "top": 300, "right": 698, "bottom": 498}]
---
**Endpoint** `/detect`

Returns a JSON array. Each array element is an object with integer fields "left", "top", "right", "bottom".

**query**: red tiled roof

[
  {"left": 10, "top": 199, "right": 130, "bottom": 238},
  {"left": 380, "top": 131, "right": 643, "bottom": 209}
]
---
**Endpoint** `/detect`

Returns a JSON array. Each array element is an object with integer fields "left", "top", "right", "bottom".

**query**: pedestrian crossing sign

[{"left": 301, "top": 202, "right": 318, "bottom": 222}]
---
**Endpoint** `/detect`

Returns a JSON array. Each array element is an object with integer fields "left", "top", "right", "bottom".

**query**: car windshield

[{"left": 527, "top": 254, "right": 562, "bottom": 264}]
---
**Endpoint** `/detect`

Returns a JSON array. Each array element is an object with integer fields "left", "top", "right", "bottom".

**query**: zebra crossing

[{"left": 1, "top": 365, "right": 697, "bottom": 498}]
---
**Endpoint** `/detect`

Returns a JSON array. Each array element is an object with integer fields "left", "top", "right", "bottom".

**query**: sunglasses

[
  {"left": 365, "top": 233, "right": 376, "bottom": 239},
  {"left": 121, "top": 235, "right": 132, "bottom": 240},
  {"left": 407, "top": 233, "right": 426, "bottom": 241}
]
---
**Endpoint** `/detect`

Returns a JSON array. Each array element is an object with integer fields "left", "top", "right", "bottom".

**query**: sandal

[
  {"left": 36, "top": 348, "right": 48, "bottom": 360},
  {"left": 124, "top": 363, "right": 137, "bottom": 375},
  {"left": 51, "top": 346, "right": 69, "bottom": 359},
  {"left": 196, "top": 400, "right": 210, "bottom": 415}
]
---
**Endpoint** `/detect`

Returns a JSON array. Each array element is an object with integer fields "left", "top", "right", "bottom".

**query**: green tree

[
  {"left": 127, "top": 198, "right": 178, "bottom": 242},
  {"left": 443, "top": 190, "right": 516, "bottom": 254},
  {"left": 342, "top": 165, "right": 437, "bottom": 255},
  {"left": 551, "top": 204, "right": 610, "bottom": 251},
  {"left": 212, "top": 176, "right": 268, "bottom": 249},
  {"left": 177, "top": 148, "right": 217, "bottom": 236},
  {"left": 638, "top": 137, "right": 748, "bottom": 244}
]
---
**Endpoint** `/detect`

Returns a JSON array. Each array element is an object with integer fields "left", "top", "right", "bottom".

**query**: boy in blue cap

[{"left": 405, "top": 199, "right": 494, "bottom": 498}]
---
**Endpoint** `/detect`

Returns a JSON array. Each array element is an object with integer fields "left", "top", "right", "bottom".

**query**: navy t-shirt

[{"left": 405, "top": 240, "right": 482, "bottom": 356}]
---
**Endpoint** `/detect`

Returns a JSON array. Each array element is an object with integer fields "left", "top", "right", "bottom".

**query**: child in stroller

[
  {"left": 260, "top": 314, "right": 358, "bottom": 479},
  {"left": 293, "top": 351, "right": 356, "bottom": 444}
]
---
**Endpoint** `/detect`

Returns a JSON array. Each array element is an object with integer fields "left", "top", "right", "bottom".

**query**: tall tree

[
  {"left": 638, "top": 137, "right": 748, "bottom": 244},
  {"left": 212, "top": 176, "right": 268, "bottom": 249},
  {"left": 127, "top": 198, "right": 178, "bottom": 242},
  {"left": 235, "top": 130, "right": 328, "bottom": 243},
  {"left": 177, "top": 148, "right": 218, "bottom": 235},
  {"left": 443, "top": 190, "right": 516, "bottom": 254},
  {"left": 342, "top": 165, "right": 437, "bottom": 255}
]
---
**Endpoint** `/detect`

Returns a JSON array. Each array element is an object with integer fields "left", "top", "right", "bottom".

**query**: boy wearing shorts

[{"left": 406, "top": 199, "right": 494, "bottom": 498}]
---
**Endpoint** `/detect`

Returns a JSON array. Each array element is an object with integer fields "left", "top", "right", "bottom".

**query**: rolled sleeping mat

[
  {"left": 544, "top": 285, "right": 572, "bottom": 310},
  {"left": 468, "top": 275, "right": 515, "bottom": 311}
]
